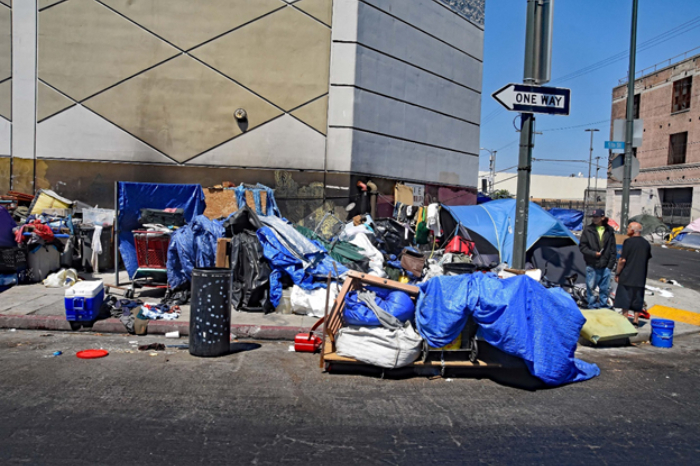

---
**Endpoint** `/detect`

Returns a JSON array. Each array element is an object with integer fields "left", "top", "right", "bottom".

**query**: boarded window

[
  {"left": 672, "top": 76, "right": 692, "bottom": 112},
  {"left": 633, "top": 93, "right": 640, "bottom": 119},
  {"left": 668, "top": 132, "right": 688, "bottom": 165}
]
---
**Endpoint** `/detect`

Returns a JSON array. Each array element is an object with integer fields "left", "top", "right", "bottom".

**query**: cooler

[{"left": 65, "top": 280, "right": 105, "bottom": 322}]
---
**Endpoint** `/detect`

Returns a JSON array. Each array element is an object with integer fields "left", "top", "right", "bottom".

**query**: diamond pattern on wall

[
  {"left": 83, "top": 55, "right": 283, "bottom": 163},
  {"left": 39, "top": 0, "right": 63, "bottom": 9},
  {"left": 38, "top": 0, "right": 179, "bottom": 101},
  {"left": 38, "top": 81, "right": 74, "bottom": 122},
  {"left": 100, "top": 0, "right": 284, "bottom": 51},
  {"left": 295, "top": 0, "right": 332, "bottom": 27},
  {"left": 191, "top": 6, "right": 331, "bottom": 111},
  {"left": 0, "top": 79, "right": 10, "bottom": 120},
  {"left": 0, "top": 5, "right": 11, "bottom": 82},
  {"left": 0, "top": 1, "right": 10, "bottom": 8},
  {"left": 291, "top": 95, "right": 328, "bottom": 134}
]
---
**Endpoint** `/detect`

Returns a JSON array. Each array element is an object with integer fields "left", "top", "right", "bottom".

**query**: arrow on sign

[{"left": 492, "top": 83, "right": 571, "bottom": 116}]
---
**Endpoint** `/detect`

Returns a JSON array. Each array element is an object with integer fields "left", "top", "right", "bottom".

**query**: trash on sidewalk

[
  {"left": 76, "top": 349, "right": 109, "bottom": 359},
  {"left": 645, "top": 285, "right": 674, "bottom": 298},
  {"left": 44, "top": 268, "right": 79, "bottom": 288},
  {"left": 138, "top": 343, "right": 166, "bottom": 351},
  {"left": 580, "top": 309, "right": 638, "bottom": 344},
  {"left": 165, "top": 331, "right": 180, "bottom": 339}
]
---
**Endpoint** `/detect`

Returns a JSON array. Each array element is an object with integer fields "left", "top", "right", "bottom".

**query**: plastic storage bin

[{"left": 65, "top": 281, "right": 105, "bottom": 322}]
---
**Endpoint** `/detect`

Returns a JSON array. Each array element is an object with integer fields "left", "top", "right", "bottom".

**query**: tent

[
  {"left": 443, "top": 199, "right": 586, "bottom": 284},
  {"left": 671, "top": 218, "right": 700, "bottom": 249},
  {"left": 548, "top": 208, "right": 583, "bottom": 232}
]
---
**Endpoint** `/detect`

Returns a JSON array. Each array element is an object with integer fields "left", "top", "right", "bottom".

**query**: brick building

[{"left": 607, "top": 51, "right": 700, "bottom": 227}]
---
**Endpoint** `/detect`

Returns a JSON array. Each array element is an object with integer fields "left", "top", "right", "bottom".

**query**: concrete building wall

[
  {"left": 1, "top": 0, "right": 485, "bottom": 219},
  {"left": 327, "top": 0, "right": 483, "bottom": 187},
  {"left": 479, "top": 172, "right": 607, "bottom": 201},
  {"left": 608, "top": 53, "right": 700, "bottom": 223}
]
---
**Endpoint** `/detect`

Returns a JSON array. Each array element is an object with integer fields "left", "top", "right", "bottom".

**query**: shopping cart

[{"left": 108, "top": 230, "right": 170, "bottom": 299}]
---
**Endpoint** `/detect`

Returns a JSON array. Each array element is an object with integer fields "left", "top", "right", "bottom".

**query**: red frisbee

[{"left": 76, "top": 349, "right": 109, "bottom": 359}]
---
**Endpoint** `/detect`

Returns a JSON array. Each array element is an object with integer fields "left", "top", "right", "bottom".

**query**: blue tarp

[
  {"left": 417, "top": 273, "right": 600, "bottom": 386},
  {"left": 477, "top": 193, "right": 492, "bottom": 204},
  {"left": 117, "top": 182, "right": 205, "bottom": 278},
  {"left": 166, "top": 215, "right": 225, "bottom": 289},
  {"left": 257, "top": 225, "right": 348, "bottom": 307},
  {"left": 344, "top": 286, "right": 415, "bottom": 326},
  {"left": 0, "top": 206, "right": 16, "bottom": 248},
  {"left": 548, "top": 208, "right": 584, "bottom": 232},
  {"left": 445, "top": 199, "right": 578, "bottom": 265}
]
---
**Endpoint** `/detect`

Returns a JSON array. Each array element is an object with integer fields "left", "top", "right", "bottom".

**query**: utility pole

[
  {"left": 584, "top": 128, "right": 599, "bottom": 219},
  {"left": 480, "top": 148, "right": 497, "bottom": 194},
  {"left": 620, "top": 0, "right": 639, "bottom": 232},
  {"left": 512, "top": 0, "right": 554, "bottom": 269},
  {"left": 594, "top": 156, "right": 602, "bottom": 204}
]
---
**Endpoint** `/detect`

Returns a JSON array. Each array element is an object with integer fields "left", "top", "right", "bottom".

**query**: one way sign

[{"left": 492, "top": 83, "right": 571, "bottom": 116}]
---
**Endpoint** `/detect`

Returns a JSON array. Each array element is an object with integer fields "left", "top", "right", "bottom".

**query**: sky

[{"left": 479, "top": 0, "right": 700, "bottom": 179}]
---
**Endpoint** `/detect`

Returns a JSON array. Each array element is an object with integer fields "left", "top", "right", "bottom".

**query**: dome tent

[{"left": 443, "top": 199, "right": 587, "bottom": 284}]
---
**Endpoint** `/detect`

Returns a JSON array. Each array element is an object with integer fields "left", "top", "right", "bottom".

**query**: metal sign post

[{"left": 511, "top": 0, "right": 555, "bottom": 270}]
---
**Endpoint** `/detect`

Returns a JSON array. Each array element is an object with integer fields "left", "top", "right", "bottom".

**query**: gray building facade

[{"left": 0, "top": 0, "right": 484, "bottom": 220}]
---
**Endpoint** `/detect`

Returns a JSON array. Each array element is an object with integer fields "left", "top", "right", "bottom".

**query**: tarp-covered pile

[{"left": 417, "top": 273, "right": 599, "bottom": 385}]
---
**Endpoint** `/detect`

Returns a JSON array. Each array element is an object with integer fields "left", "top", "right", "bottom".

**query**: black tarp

[{"left": 222, "top": 206, "right": 273, "bottom": 313}]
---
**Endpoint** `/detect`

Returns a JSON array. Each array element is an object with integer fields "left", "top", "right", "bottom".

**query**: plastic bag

[
  {"left": 290, "top": 285, "right": 338, "bottom": 317},
  {"left": 43, "top": 268, "right": 78, "bottom": 288}
]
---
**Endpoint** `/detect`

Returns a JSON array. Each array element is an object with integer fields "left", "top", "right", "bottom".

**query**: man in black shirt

[
  {"left": 579, "top": 209, "right": 617, "bottom": 309},
  {"left": 615, "top": 222, "right": 652, "bottom": 326}
]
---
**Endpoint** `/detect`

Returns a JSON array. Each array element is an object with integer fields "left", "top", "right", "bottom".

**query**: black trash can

[{"left": 189, "top": 268, "right": 233, "bottom": 357}]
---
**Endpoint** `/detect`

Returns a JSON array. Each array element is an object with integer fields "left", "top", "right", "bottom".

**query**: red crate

[{"left": 133, "top": 231, "right": 170, "bottom": 269}]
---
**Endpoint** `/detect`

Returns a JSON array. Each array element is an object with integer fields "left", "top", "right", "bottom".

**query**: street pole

[
  {"left": 620, "top": 0, "right": 639, "bottom": 232},
  {"left": 584, "top": 128, "right": 599, "bottom": 220},
  {"left": 513, "top": 0, "right": 551, "bottom": 269},
  {"left": 594, "top": 156, "right": 601, "bottom": 203},
  {"left": 480, "top": 148, "right": 498, "bottom": 194}
]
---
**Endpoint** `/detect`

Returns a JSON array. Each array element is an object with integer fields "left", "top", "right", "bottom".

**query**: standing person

[
  {"left": 578, "top": 209, "right": 616, "bottom": 309},
  {"left": 615, "top": 222, "right": 652, "bottom": 326}
]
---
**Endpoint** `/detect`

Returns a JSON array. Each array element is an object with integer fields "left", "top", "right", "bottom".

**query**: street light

[
  {"left": 584, "top": 129, "right": 599, "bottom": 215},
  {"left": 480, "top": 148, "right": 497, "bottom": 194}
]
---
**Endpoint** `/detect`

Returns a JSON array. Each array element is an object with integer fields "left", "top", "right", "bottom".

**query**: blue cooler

[{"left": 65, "top": 281, "right": 104, "bottom": 322}]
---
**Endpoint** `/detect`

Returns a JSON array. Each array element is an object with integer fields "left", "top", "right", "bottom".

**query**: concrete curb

[{"left": 0, "top": 314, "right": 309, "bottom": 341}]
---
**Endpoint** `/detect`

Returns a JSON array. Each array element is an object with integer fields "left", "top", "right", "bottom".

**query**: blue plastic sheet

[
  {"left": 548, "top": 208, "right": 584, "bottom": 232},
  {"left": 0, "top": 206, "right": 16, "bottom": 248},
  {"left": 117, "top": 182, "right": 205, "bottom": 278},
  {"left": 416, "top": 273, "right": 600, "bottom": 386},
  {"left": 257, "top": 226, "right": 348, "bottom": 307},
  {"left": 166, "top": 215, "right": 225, "bottom": 288},
  {"left": 344, "top": 286, "right": 415, "bottom": 326}
]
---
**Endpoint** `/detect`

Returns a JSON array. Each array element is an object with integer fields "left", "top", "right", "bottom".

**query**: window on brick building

[
  {"left": 633, "top": 93, "right": 640, "bottom": 119},
  {"left": 668, "top": 132, "right": 688, "bottom": 165},
  {"left": 672, "top": 77, "right": 692, "bottom": 112}
]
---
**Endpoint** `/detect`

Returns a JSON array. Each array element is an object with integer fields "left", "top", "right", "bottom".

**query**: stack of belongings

[
  {"left": 165, "top": 213, "right": 224, "bottom": 305},
  {"left": 333, "top": 271, "right": 601, "bottom": 387},
  {"left": 234, "top": 183, "right": 280, "bottom": 217},
  {"left": 12, "top": 190, "right": 77, "bottom": 283},
  {"left": 257, "top": 214, "right": 349, "bottom": 315}
]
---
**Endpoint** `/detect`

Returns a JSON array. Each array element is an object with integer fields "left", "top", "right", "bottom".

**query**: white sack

[
  {"left": 335, "top": 323, "right": 423, "bottom": 369},
  {"left": 290, "top": 285, "right": 339, "bottom": 318}
]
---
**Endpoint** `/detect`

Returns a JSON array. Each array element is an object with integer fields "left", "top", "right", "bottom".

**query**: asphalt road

[
  {"left": 1, "top": 330, "right": 700, "bottom": 465},
  {"left": 647, "top": 244, "right": 700, "bottom": 291}
]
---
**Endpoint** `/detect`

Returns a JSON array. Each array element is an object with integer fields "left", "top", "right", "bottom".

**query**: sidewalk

[
  {"left": 0, "top": 271, "right": 316, "bottom": 340},
  {"left": 2, "top": 275, "right": 699, "bottom": 342}
]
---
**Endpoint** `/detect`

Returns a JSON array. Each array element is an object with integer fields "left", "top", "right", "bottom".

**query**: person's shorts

[{"left": 614, "top": 284, "right": 645, "bottom": 312}]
